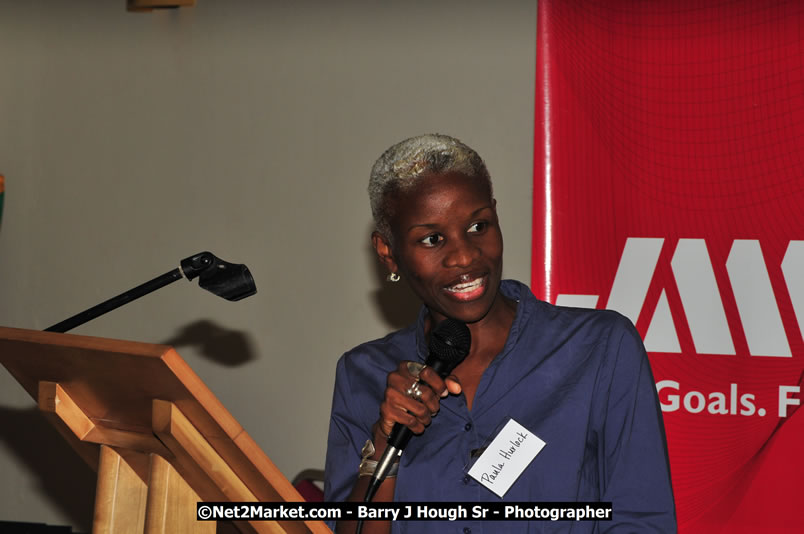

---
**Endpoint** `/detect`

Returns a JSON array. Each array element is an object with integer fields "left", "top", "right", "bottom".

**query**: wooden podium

[{"left": 0, "top": 326, "right": 332, "bottom": 534}]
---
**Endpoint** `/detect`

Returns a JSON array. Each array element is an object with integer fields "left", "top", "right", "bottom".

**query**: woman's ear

[{"left": 371, "top": 231, "right": 398, "bottom": 275}]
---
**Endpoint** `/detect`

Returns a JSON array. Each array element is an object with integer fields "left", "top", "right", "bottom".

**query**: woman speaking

[{"left": 324, "top": 134, "right": 676, "bottom": 533}]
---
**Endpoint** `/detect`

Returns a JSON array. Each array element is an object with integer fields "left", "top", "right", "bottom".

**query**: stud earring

[{"left": 387, "top": 272, "right": 401, "bottom": 282}]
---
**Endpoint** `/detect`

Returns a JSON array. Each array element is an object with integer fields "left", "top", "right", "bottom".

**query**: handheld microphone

[{"left": 364, "top": 318, "right": 471, "bottom": 502}]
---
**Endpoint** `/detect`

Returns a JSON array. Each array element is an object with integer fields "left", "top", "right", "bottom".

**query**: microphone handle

[
  {"left": 367, "top": 356, "right": 458, "bottom": 499},
  {"left": 365, "top": 445, "right": 402, "bottom": 502}
]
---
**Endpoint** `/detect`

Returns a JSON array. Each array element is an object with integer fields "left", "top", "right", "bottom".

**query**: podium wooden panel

[{"left": 0, "top": 326, "right": 331, "bottom": 534}]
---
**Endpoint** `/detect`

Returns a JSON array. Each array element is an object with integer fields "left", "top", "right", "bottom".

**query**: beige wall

[{"left": 0, "top": 1, "right": 536, "bottom": 529}]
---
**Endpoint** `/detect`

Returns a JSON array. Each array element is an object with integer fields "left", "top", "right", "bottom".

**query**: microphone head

[
  {"left": 180, "top": 251, "right": 257, "bottom": 301},
  {"left": 427, "top": 318, "right": 471, "bottom": 375}
]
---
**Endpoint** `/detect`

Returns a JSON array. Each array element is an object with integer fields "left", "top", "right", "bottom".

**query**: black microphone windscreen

[{"left": 426, "top": 319, "right": 471, "bottom": 376}]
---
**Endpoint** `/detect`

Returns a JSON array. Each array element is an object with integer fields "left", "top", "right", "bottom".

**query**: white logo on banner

[{"left": 555, "top": 238, "right": 804, "bottom": 357}]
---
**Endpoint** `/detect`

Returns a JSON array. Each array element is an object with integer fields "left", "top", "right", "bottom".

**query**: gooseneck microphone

[
  {"left": 364, "top": 318, "right": 471, "bottom": 503},
  {"left": 45, "top": 251, "right": 256, "bottom": 333}
]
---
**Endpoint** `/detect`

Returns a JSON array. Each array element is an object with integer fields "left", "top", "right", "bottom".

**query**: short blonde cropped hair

[{"left": 368, "top": 134, "right": 493, "bottom": 240}]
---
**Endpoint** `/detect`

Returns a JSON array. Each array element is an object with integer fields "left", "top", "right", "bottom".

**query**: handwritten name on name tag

[{"left": 467, "top": 419, "right": 546, "bottom": 498}]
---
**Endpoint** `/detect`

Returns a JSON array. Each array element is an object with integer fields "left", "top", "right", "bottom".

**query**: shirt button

[
  {"left": 462, "top": 475, "right": 471, "bottom": 485},
  {"left": 463, "top": 528, "right": 472, "bottom": 534},
  {"left": 464, "top": 422, "right": 472, "bottom": 431}
]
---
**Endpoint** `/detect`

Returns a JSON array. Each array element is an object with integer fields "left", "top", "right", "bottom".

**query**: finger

[
  {"left": 417, "top": 365, "right": 448, "bottom": 396},
  {"left": 380, "top": 404, "right": 421, "bottom": 433},
  {"left": 412, "top": 382, "right": 440, "bottom": 416},
  {"left": 380, "top": 398, "right": 427, "bottom": 434},
  {"left": 406, "top": 361, "right": 425, "bottom": 378},
  {"left": 386, "top": 362, "right": 443, "bottom": 426},
  {"left": 387, "top": 385, "right": 432, "bottom": 425},
  {"left": 377, "top": 416, "right": 394, "bottom": 438},
  {"left": 388, "top": 365, "right": 433, "bottom": 396},
  {"left": 444, "top": 375, "right": 462, "bottom": 396},
  {"left": 387, "top": 371, "right": 427, "bottom": 395},
  {"left": 391, "top": 368, "right": 441, "bottom": 415},
  {"left": 395, "top": 360, "right": 424, "bottom": 383}
]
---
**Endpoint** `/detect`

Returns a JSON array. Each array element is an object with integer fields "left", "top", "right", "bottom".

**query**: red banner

[{"left": 533, "top": 1, "right": 804, "bottom": 531}]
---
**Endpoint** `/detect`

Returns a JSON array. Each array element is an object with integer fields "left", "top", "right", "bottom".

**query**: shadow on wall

[
  {"left": 161, "top": 319, "right": 258, "bottom": 367},
  {"left": 0, "top": 406, "right": 95, "bottom": 532}
]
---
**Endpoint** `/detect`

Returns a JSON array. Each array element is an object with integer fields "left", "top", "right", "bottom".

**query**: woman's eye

[
  {"left": 420, "top": 234, "right": 443, "bottom": 247},
  {"left": 468, "top": 221, "right": 488, "bottom": 233}
]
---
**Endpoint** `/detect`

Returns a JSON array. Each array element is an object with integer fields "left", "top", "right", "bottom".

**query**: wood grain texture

[
  {"left": 38, "top": 380, "right": 173, "bottom": 460},
  {"left": 93, "top": 446, "right": 148, "bottom": 534},
  {"left": 37, "top": 381, "right": 101, "bottom": 469},
  {"left": 145, "top": 453, "right": 216, "bottom": 534},
  {"left": 0, "top": 327, "right": 331, "bottom": 534},
  {"left": 153, "top": 400, "right": 275, "bottom": 534}
]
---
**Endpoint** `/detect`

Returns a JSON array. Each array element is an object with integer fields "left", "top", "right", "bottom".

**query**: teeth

[{"left": 447, "top": 277, "right": 483, "bottom": 293}]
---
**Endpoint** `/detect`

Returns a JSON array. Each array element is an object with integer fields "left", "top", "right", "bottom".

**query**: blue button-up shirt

[{"left": 325, "top": 280, "right": 676, "bottom": 533}]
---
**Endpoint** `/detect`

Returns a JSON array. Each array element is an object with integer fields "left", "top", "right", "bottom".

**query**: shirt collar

[{"left": 413, "top": 279, "right": 534, "bottom": 363}]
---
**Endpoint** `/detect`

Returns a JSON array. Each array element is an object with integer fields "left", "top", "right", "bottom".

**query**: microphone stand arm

[
  {"left": 45, "top": 269, "right": 184, "bottom": 333},
  {"left": 45, "top": 251, "right": 257, "bottom": 334}
]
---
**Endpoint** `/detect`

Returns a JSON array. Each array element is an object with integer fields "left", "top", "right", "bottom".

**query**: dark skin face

[
  {"left": 372, "top": 172, "right": 517, "bottom": 412},
  {"left": 372, "top": 171, "right": 510, "bottom": 328}
]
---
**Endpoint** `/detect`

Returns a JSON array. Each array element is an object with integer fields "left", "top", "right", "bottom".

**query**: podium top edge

[{"left": 0, "top": 325, "right": 174, "bottom": 358}]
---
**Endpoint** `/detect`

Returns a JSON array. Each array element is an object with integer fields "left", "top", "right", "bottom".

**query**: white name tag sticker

[{"left": 467, "top": 419, "right": 546, "bottom": 498}]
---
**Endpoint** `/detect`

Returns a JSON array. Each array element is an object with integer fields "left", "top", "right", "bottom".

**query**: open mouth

[{"left": 444, "top": 275, "right": 487, "bottom": 300}]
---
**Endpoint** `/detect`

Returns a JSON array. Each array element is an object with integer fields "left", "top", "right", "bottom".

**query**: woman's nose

[{"left": 444, "top": 236, "right": 479, "bottom": 268}]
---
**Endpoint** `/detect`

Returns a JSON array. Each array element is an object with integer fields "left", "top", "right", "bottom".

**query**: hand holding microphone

[
  {"left": 365, "top": 319, "right": 471, "bottom": 502},
  {"left": 377, "top": 360, "right": 461, "bottom": 438}
]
